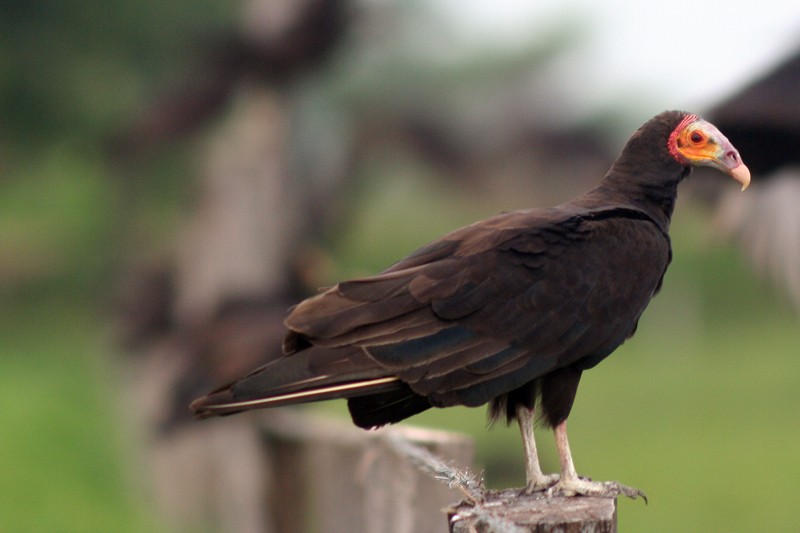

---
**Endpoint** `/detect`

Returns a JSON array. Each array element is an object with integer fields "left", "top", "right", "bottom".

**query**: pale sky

[{"left": 435, "top": 0, "right": 800, "bottom": 122}]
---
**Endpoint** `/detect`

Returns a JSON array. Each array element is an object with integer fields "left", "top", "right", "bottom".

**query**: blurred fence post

[{"left": 258, "top": 410, "right": 475, "bottom": 533}]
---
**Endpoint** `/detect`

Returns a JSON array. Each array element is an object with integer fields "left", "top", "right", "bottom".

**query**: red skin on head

[{"left": 667, "top": 113, "right": 700, "bottom": 164}]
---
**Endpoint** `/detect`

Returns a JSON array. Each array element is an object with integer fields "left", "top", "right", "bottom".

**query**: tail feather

[
  {"left": 190, "top": 347, "right": 404, "bottom": 418},
  {"left": 191, "top": 375, "right": 402, "bottom": 417}
]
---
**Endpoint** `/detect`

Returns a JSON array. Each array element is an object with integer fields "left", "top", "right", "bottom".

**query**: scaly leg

[
  {"left": 516, "top": 405, "right": 559, "bottom": 493},
  {"left": 547, "top": 420, "right": 646, "bottom": 501}
]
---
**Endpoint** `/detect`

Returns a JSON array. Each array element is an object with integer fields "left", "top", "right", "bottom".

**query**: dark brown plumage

[{"left": 191, "top": 110, "right": 749, "bottom": 498}]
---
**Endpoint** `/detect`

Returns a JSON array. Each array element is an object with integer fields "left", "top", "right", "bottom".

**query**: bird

[{"left": 191, "top": 110, "right": 750, "bottom": 499}]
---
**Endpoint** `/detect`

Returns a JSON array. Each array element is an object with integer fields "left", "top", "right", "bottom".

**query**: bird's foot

[
  {"left": 546, "top": 476, "right": 647, "bottom": 502},
  {"left": 522, "top": 473, "right": 560, "bottom": 495}
]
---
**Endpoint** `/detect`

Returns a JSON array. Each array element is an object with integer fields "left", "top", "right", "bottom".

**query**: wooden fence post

[
  {"left": 448, "top": 490, "right": 618, "bottom": 533},
  {"left": 385, "top": 426, "right": 619, "bottom": 533}
]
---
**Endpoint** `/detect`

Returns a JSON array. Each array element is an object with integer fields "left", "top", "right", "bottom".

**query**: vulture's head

[{"left": 667, "top": 113, "right": 751, "bottom": 190}]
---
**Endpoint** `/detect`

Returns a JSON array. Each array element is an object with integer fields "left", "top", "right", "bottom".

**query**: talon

[{"left": 547, "top": 478, "right": 647, "bottom": 501}]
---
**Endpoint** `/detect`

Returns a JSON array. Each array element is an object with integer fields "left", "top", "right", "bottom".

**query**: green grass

[
  {"left": 3, "top": 161, "right": 799, "bottom": 532},
  {"left": 0, "top": 149, "right": 158, "bottom": 533},
  {"left": 0, "top": 293, "right": 158, "bottom": 533}
]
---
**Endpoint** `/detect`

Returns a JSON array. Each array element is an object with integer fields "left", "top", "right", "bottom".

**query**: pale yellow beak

[{"left": 728, "top": 162, "right": 751, "bottom": 191}]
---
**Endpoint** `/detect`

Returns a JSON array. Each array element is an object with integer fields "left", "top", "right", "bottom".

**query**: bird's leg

[
  {"left": 546, "top": 420, "right": 646, "bottom": 501},
  {"left": 516, "top": 405, "right": 559, "bottom": 493}
]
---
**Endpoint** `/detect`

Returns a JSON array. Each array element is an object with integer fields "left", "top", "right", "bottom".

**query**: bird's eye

[{"left": 689, "top": 131, "right": 704, "bottom": 144}]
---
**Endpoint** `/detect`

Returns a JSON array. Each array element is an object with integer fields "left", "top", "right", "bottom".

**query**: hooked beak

[
  {"left": 705, "top": 146, "right": 750, "bottom": 191},
  {"left": 727, "top": 161, "right": 751, "bottom": 191},
  {"left": 704, "top": 132, "right": 750, "bottom": 190}
]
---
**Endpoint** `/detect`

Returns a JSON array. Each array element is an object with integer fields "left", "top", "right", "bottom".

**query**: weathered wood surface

[
  {"left": 259, "top": 410, "right": 475, "bottom": 533},
  {"left": 448, "top": 489, "right": 617, "bottom": 533}
]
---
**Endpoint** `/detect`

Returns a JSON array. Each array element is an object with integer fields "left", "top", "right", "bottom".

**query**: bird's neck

[{"left": 581, "top": 162, "right": 688, "bottom": 232}]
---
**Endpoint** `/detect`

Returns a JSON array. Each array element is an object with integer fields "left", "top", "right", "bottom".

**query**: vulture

[{"left": 191, "top": 111, "right": 750, "bottom": 498}]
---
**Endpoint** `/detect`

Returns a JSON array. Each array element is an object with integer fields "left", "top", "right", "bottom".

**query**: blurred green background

[{"left": 2, "top": 2, "right": 799, "bottom": 532}]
